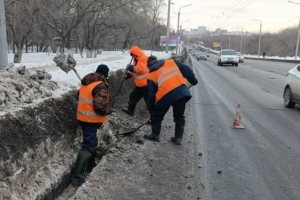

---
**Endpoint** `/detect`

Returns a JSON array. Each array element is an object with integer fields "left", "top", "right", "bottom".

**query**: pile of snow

[
  {"left": 1, "top": 50, "right": 172, "bottom": 116},
  {"left": 0, "top": 64, "right": 58, "bottom": 114}
]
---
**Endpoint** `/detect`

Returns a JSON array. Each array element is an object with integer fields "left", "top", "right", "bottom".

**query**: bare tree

[
  {"left": 38, "top": 0, "right": 95, "bottom": 56},
  {"left": 5, "top": 0, "right": 41, "bottom": 63},
  {"left": 142, "top": 0, "right": 166, "bottom": 50},
  {"left": 79, "top": 0, "right": 127, "bottom": 58}
]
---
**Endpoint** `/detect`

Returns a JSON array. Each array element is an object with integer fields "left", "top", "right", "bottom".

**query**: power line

[
  {"left": 212, "top": 0, "right": 256, "bottom": 29},
  {"left": 222, "top": 0, "right": 244, "bottom": 16},
  {"left": 270, "top": 15, "right": 299, "bottom": 29},
  {"left": 202, "top": 0, "right": 245, "bottom": 30},
  {"left": 225, "top": 0, "right": 251, "bottom": 17}
]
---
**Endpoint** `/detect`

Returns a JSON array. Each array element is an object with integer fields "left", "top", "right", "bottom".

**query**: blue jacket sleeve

[
  {"left": 147, "top": 79, "right": 158, "bottom": 113},
  {"left": 127, "top": 65, "right": 135, "bottom": 72},
  {"left": 174, "top": 59, "right": 198, "bottom": 86}
]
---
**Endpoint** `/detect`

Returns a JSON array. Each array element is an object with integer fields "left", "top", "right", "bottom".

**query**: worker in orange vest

[
  {"left": 71, "top": 64, "right": 112, "bottom": 186},
  {"left": 122, "top": 46, "right": 149, "bottom": 116},
  {"left": 144, "top": 56, "right": 198, "bottom": 145}
]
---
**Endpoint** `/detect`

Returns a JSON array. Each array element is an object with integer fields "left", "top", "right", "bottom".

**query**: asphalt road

[{"left": 189, "top": 53, "right": 300, "bottom": 200}]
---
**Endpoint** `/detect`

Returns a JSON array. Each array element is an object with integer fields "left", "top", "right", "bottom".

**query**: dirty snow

[{"left": 0, "top": 50, "right": 171, "bottom": 116}]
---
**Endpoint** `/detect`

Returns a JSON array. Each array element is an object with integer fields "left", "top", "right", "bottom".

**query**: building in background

[{"left": 198, "top": 26, "right": 207, "bottom": 35}]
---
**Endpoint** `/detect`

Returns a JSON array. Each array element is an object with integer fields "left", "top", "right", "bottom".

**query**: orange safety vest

[
  {"left": 148, "top": 59, "right": 186, "bottom": 104},
  {"left": 128, "top": 55, "right": 149, "bottom": 87},
  {"left": 77, "top": 81, "right": 107, "bottom": 123},
  {"left": 128, "top": 70, "right": 149, "bottom": 87}
]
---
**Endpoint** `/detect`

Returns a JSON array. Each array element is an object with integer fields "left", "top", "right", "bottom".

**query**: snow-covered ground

[{"left": 7, "top": 50, "right": 171, "bottom": 89}]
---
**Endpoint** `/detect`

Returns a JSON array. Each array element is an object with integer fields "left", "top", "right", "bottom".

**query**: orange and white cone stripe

[{"left": 230, "top": 104, "right": 245, "bottom": 129}]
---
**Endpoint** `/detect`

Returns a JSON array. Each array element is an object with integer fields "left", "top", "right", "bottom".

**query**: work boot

[
  {"left": 171, "top": 122, "right": 185, "bottom": 145},
  {"left": 122, "top": 101, "right": 136, "bottom": 116},
  {"left": 144, "top": 121, "right": 161, "bottom": 142},
  {"left": 85, "top": 152, "right": 96, "bottom": 173},
  {"left": 71, "top": 149, "right": 91, "bottom": 186}
]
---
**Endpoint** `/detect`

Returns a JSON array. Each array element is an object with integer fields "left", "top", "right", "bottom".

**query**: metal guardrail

[
  {"left": 244, "top": 56, "right": 300, "bottom": 64},
  {"left": 209, "top": 50, "right": 300, "bottom": 64}
]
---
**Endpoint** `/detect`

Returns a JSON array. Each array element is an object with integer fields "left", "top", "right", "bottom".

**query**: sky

[{"left": 166, "top": 0, "right": 300, "bottom": 33}]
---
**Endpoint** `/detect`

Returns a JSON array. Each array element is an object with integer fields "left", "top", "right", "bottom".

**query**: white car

[
  {"left": 283, "top": 64, "right": 300, "bottom": 108},
  {"left": 218, "top": 49, "right": 239, "bottom": 66},
  {"left": 237, "top": 52, "right": 244, "bottom": 63},
  {"left": 206, "top": 51, "right": 210, "bottom": 57}
]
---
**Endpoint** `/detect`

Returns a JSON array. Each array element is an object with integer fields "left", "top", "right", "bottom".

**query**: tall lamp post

[
  {"left": 165, "top": 0, "right": 171, "bottom": 53},
  {"left": 220, "top": 28, "right": 223, "bottom": 51},
  {"left": 0, "top": 0, "right": 8, "bottom": 70},
  {"left": 175, "top": 3, "right": 192, "bottom": 54},
  {"left": 288, "top": 1, "right": 300, "bottom": 59},
  {"left": 180, "top": 20, "right": 189, "bottom": 47},
  {"left": 253, "top": 19, "right": 262, "bottom": 57},
  {"left": 180, "top": 20, "right": 189, "bottom": 30},
  {"left": 236, "top": 27, "right": 243, "bottom": 53}
]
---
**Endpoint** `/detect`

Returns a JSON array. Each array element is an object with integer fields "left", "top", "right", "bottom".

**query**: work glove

[
  {"left": 126, "top": 64, "right": 131, "bottom": 71},
  {"left": 123, "top": 73, "right": 132, "bottom": 80},
  {"left": 126, "top": 64, "right": 134, "bottom": 72}
]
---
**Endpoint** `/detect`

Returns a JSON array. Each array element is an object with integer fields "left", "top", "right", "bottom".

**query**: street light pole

[
  {"left": 176, "top": 4, "right": 192, "bottom": 54},
  {"left": 180, "top": 20, "right": 189, "bottom": 30},
  {"left": 0, "top": 0, "right": 8, "bottom": 70},
  {"left": 220, "top": 30, "right": 223, "bottom": 51},
  {"left": 179, "top": 20, "right": 189, "bottom": 47},
  {"left": 236, "top": 27, "right": 243, "bottom": 53},
  {"left": 253, "top": 19, "right": 262, "bottom": 57},
  {"left": 165, "top": 0, "right": 171, "bottom": 53},
  {"left": 288, "top": 1, "right": 300, "bottom": 59}
]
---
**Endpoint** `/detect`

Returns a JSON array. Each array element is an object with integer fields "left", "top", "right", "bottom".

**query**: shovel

[
  {"left": 111, "top": 57, "right": 134, "bottom": 108},
  {"left": 53, "top": 54, "right": 81, "bottom": 81},
  {"left": 117, "top": 85, "right": 194, "bottom": 136},
  {"left": 117, "top": 118, "right": 150, "bottom": 136}
]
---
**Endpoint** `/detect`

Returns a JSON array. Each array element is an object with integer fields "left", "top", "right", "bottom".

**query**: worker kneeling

[{"left": 144, "top": 56, "right": 198, "bottom": 145}]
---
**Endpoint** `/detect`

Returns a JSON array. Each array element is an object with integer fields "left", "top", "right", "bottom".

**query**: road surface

[{"left": 190, "top": 53, "right": 300, "bottom": 200}]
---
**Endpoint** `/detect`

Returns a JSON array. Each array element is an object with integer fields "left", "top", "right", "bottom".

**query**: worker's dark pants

[
  {"left": 78, "top": 121, "right": 101, "bottom": 153},
  {"left": 150, "top": 97, "right": 187, "bottom": 126},
  {"left": 129, "top": 85, "right": 149, "bottom": 109}
]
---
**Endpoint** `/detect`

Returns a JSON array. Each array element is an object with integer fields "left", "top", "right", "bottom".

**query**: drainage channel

[
  {"left": 36, "top": 146, "right": 110, "bottom": 199},
  {"left": 36, "top": 166, "right": 76, "bottom": 200}
]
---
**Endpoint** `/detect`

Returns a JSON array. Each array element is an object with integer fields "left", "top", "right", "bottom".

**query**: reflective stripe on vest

[
  {"left": 128, "top": 69, "right": 148, "bottom": 86},
  {"left": 135, "top": 74, "right": 148, "bottom": 80},
  {"left": 148, "top": 59, "right": 186, "bottom": 104},
  {"left": 77, "top": 81, "right": 107, "bottom": 123},
  {"left": 131, "top": 56, "right": 149, "bottom": 87}
]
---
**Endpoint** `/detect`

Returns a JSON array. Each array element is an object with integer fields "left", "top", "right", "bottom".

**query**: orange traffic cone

[{"left": 230, "top": 104, "right": 245, "bottom": 129}]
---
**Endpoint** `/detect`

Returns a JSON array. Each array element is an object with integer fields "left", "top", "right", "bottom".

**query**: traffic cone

[{"left": 230, "top": 104, "right": 245, "bottom": 129}]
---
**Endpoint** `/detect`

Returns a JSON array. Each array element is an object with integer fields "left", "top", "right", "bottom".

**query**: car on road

[
  {"left": 283, "top": 64, "right": 300, "bottom": 108},
  {"left": 187, "top": 48, "right": 193, "bottom": 53},
  {"left": 200, "top": 49, "right": 210, "bottom": 57},
  {"left": 192, "top": 51, "right": 197, "bottom": 57},
  {"left": 237, "top": 52, "right": 244, "bottom": 63},
  {"left": 196, "top": 52, "right": 207, "bottom": 61},
  {"left": 205, "top": 50, "right": 210, "bottom": 57},
  {"left": 218, "top": 49, "right": 239, "bottom": 66}
]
